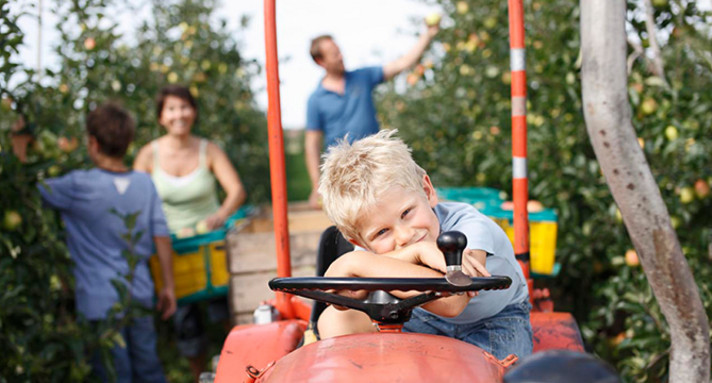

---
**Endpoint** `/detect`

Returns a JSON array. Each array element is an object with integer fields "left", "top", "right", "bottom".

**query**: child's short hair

[
  {"left": 86, "top": 102, "right": 135, "bottom": 158},
  {"left": 155, "top": 85, "right": 198, "bottom": 121},
  {"left": 319, "top": 130, "right": 426, "bottom": 242}
]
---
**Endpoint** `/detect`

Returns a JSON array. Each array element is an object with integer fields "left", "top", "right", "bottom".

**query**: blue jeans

[
  {"left": 403, "top": 300, "right": 533, "bottom": 360},
  {"left": 91, "top": 316, "right": 166, "bottom": 383}
]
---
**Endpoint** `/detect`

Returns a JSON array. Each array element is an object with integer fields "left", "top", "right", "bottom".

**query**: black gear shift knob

[{"left": 437, "top": 231, "right": 467, "bottom": 267}]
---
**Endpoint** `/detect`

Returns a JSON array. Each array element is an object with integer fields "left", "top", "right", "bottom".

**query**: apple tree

[{"left": 1, "top": 0, "right": 268, "bottom": 380}]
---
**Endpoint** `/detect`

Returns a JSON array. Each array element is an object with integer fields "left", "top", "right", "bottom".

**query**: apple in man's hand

[{"left": 425, "top": 13, "right": 442, "bottom": 27}]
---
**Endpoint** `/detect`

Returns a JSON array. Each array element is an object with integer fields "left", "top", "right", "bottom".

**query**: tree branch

[
  {"left": 641, "top": 0, "right": 669, "bottom": 85},
  {"left": 627, "top": 36, "right": 644, "bottom": 75}
]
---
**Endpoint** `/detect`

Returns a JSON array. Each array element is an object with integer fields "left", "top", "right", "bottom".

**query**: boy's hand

[
  {"left": 415, "top": 245, "right": 489, "bottom": 298},
  {"left": 410, "top": 241, "right": 447, "bottom": 274},
  {"left": 156, "top": 286, "right": 177, "bottom": 320},
  {"left": 324, "top": 251, "right": 370, "bottom": 304},
  {"left": 462, "top": 249, "right": 490, "bottom": 277}
]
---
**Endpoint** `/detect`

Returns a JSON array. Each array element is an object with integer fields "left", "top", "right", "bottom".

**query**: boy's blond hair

[{"left": 318, "top": 130, "right": 426, "bottom": 243}]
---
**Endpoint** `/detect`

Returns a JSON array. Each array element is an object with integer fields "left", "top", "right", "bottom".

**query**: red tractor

[
  {"left": 213, "top": 1, "right": 592, "bottom": 381},
  {"left": 215, "top": 234, "right": 585, "bottom": 382}
]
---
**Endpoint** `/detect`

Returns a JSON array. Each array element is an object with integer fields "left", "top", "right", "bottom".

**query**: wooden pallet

[{"left": 226, "top": 202, "right": 333, "bottom": 324}]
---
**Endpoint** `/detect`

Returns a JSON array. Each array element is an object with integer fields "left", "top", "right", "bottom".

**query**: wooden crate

[{"left": 226, "top": 202, "right": 333, "bottom": 324}]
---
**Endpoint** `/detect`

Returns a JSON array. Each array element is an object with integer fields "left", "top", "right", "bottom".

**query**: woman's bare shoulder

[{"left": 204, "top": 139, "right": 229, "bottom": 158}]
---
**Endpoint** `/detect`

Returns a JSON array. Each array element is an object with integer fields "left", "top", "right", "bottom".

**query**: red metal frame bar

[
  {"left": 264, "top": 0, "right": 295, "bottom": 317},
  {"left": 508, "top": 0, "right": 530, "bottom": 280}
]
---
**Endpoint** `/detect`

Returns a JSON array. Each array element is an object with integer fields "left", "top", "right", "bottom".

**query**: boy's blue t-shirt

[
  {"left": 306, "top": 66, "right": 384, "bottom": 148},
  {"left": 424, "top": 202, "right": 529, "bottom": 324},
  {"left": 38, "top": 168, "right": 169, "bottom": 320}
]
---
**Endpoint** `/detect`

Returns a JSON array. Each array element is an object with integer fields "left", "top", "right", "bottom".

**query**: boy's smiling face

[{"left": 352, "top": 175, "right": 440, "bottom": 254}]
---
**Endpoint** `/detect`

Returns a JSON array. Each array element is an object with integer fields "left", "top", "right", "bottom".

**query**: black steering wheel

[{"left": 269, "top": 231, "right": 511, "bottom": 324}]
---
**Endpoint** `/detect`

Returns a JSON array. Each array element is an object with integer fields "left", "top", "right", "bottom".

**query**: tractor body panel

[
  {"left": 256, "top": 332, "right": 508, "bottom": 382},
  {"left": 531, "top": 312, "right": 585, "bottom": 352},
  {"left": 214, "top": 319, "right": 306, "bottom": 383}
]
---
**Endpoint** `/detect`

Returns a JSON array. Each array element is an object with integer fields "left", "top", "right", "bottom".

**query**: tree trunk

[{"left": 579, "top": 2, "right": 710, "bottom": 382}]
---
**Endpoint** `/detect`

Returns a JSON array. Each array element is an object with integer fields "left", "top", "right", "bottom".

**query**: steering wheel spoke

[{"left": 287, "top": 289, "right": 370, "bottom": 312}]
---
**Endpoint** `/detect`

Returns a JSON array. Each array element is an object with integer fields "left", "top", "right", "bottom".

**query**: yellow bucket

[
  {"left": 150, "top": 231, "right": 229, "bottom": 304},
  {"left": 491, "top": 210, "right": 558, "bottom": 276}
]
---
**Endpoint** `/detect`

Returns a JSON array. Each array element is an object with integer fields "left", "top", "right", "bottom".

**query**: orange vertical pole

[
  {"left": 508, "top": 0, "right": 530, "bottom": 280},
  {"left": 264, "top": 0, "right": 294, "bottom": 317}
]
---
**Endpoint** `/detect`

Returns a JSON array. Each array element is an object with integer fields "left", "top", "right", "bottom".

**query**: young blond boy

[{"left": 317, "top": 130, "right": 532, "bottom": 359}]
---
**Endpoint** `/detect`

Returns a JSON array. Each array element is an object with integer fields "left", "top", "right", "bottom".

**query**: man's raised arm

[{"left": 383, "top": 20, "right": 439, "bottom": 81}]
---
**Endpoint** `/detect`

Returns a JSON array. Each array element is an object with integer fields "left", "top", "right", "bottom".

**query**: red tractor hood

[{"left": 257, "top": 332, "right": 511, "bottom": 382}]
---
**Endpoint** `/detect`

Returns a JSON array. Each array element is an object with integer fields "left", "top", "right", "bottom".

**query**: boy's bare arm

[
  {"left": 326, "top": 249, "right": 443, "bottom": 278},
  {"left": 324, "top": 250, "right": 470, "bottom": 317},
  {"left": 387, "top": 243, "right": 490, "bottom": 278},
  {"left": 154, "top": 236, "right": 177, "bottom": 320}
]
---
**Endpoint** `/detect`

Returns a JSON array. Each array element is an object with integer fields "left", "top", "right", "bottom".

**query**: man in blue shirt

[{"left": 305, "top": 18, "right": 440, "bottom": 208}]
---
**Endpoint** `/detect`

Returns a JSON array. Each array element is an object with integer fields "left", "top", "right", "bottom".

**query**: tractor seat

[{"left": 309, "top": 226, "right": 354, "bottom": 325}]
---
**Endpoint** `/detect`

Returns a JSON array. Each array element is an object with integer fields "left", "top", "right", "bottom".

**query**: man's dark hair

[
  {"left": 310, "top": 35, "right": 333, "bottom": 63},
  {"left": 155, "top": 84, "right": 198, "bottom": 121},
  {"left": 86, "top": 102, "right": 135, "bottom": 158}
]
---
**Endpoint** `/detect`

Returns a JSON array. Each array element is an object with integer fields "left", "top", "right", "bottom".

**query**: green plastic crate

[{"left": 150, "top": 206, "right": 254, "bottom": 305}]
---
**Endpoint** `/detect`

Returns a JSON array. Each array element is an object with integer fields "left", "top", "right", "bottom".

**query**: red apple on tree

[
  {"left": 84, "top": 37, "right": 96, "bottom": 50},
  {"left": 625, "top": 249, "right": 640, "bottom": 267},
  {"left": 694, "top": 179, "right": 710, "bottom": 198}
]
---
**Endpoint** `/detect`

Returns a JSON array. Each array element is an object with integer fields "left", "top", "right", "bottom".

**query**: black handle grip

[{"left": 437, "top": 231, "right": 467, "bottom": 267}]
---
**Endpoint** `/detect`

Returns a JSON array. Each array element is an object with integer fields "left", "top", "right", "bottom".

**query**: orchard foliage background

[
  {"left": 1, "top": 0, "right": 267, "bottom": 380},
  {"left": 2, "top": 0, "right": 711, "bottom": 381},
  {"left": 378, "top": 0, "right": 712, "bottom": 381}
]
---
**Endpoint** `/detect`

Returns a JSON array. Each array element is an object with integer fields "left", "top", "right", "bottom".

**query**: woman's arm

[
  {"left": 204, "top": 141, "right": 246, "bottom": 229},
  {"left": 133, "top": 143, "right": 154, "bottom": 173}
]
